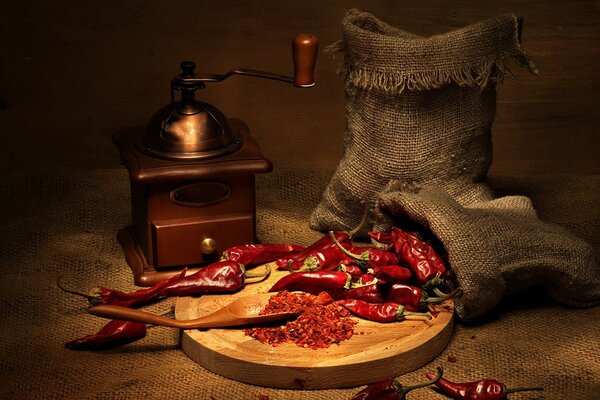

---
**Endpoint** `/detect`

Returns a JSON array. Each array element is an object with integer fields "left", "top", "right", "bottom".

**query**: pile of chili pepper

[
  {"left": 245, "top": 290, "right": 358, "bottom": 349},
  {"left": 267, "top": 227, "right": 459, "bottom": 325},
  {"left": 61, "top": 242, "right": 302, "bottom": 350}
]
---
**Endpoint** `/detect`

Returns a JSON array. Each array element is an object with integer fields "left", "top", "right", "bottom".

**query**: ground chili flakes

[{"left": 244, "top": 291, "right": 358, "bottom": 349}]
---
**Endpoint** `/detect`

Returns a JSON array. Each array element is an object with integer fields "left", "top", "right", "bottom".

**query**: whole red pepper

[
  {"left": 289, "top": 245, "right": 354, "bottom": 272},
  {"left": 268, "top": 271, "right": 352, "bottom": 296},
  {"left": 426, "top": 373, "right": 544, "bottom": 400},
  {"left": 386, "top": 283, "right": 457, "bottom": 311},
  {"left": 65, "top": 319, "right": 146, "bottom": 350},
  {"left": 352, "top": 367, "right": 443, "bottom": 400},
  {"left": 391, "top": 227, "right": 447, "bottom": 287},
  {"left": 221, "top": 243, "right": 305, "bottom": 266},
  {"left": 57, "top": 270, "right": 187, "bottom": 307},
  {"left": 330, "top": 231, "right": 399, "bottom": 270},
  {"left": 367, "top": 231, "right": 393, "bottom": 246},
  {"left": 336, "top": 281, "right": 388, "bottom": 303},
  {"left": 370, "top": 265, "right": 412, "bottom": 283},
  {"left": 158, "top": 260, "right": 252, "bottom": 297},
  {"left": 275, "top": 231, "right": 352, "bottom": 270},
  {"left": 338, "top": 264, "right": 364, "bottom": 280},
  {"left": 337, "top": 299, "right": 431, "bottom": 323}
]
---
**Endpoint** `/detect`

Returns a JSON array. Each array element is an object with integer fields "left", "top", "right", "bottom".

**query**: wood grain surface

[{"left": 174, "top": 267, "right": 454, "bottom": 389}]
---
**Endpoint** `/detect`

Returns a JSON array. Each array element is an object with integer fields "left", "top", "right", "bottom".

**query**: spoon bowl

[{"left": 88, "top": 292, "right": 297, "bottom": 329}]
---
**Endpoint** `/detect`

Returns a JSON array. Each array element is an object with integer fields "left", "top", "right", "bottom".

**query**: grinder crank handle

[{"left": 292, "top": 33, "right": 319, "bottom": 87}]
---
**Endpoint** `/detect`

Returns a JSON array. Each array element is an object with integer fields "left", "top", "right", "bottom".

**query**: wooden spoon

[{"left": 88, "top": 292, "right": 297, "bottom": 329}]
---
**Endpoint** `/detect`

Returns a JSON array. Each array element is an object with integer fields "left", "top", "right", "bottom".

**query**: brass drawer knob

[{"left": 200, "top": 238, "right": 217, "bottom": 255}]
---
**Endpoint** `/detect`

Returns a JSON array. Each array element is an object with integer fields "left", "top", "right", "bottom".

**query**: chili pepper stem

[
  {"left": 244, "top": 264, "right": 271, "bottom": 281},
  {"left": 399, "top": 306, "right": 433, "bottom": 323},
  {"left": 347, "top": 202, "right": 368, "bottom": 239},
  {"left": 396, "top": 366, "right": 444, "bottom": 394},
  {"left": 424, "top": 288, "right": 462, "bottom": 304},
  {"left": 328, "top": 231, "right": 369, "bottom": 271},
  {"left": 504, "top": 386, "right": 544, "bottom": 394},
  {"left": 56, "top": 272, "right": 101, "bottom": 304}
]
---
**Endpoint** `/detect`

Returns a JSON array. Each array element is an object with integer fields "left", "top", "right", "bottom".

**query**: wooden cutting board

[{"left": 175, "top": 266, "right": 454, "bottom": 389}]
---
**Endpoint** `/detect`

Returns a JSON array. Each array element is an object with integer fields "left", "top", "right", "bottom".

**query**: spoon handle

[{"left": 89, "top": 305, "right": 184, "bottom": 328}]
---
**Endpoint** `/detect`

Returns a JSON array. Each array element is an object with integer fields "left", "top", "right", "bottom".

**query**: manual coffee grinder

[{"left": 113, "top": 34, "right": 318, "bottom": 286}]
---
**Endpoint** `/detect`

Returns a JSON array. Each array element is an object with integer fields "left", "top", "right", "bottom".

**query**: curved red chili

[
  {"left": 57, "top": 270, "right": 187, "bottom": 307},
  {"left": 386, "top": 283, "right": 457, "bottom": 311},
  {"left": 289, "top": 245, "right": 354, "bottom": 272},
  {"left": 275, "top": 231, "right": 352, "bottom": 270},
  {"left": 370, "top": 265, "right": 412, "bottom": 283},
  {"left": 352, "top": 367, "right": 443, "bottom": 400},
  {"left": 268, "top": 271, "right": 352, "bottom": 296},
  {"left": 65, "top": 319, "right": 146, "bottom": 350},
  {"left": 367, "top": 231, "right": 393, "bottom": 245},
  {"left": 336, "top": 282, "right": 388, "bottom": 303},
  {"left": 337, "top": 299, "right": 431, "bottom": 323},
  {"left": 221, "top": 243, "right": 305, "bottom": 266},
  {"left": 330, "top": 231, "right": 399, "bottom": 270},
  {"left": 158, "top": 260, "right": 248, "bottom": 297},
  {"left": 391, "top": 227, "right": 447, "bottom": 287},
  {"left": 426, "top": 373, "right": 544, "bottom": 400}
]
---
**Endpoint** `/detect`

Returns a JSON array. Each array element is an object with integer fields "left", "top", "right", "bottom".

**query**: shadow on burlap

[{"left": 0, "top": 167, "right": 598, "bottom": 399}]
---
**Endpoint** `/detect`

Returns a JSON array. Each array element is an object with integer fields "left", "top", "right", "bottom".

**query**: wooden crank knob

[{"left": 292, "top": 33, "right": 318, "bottom": 87}]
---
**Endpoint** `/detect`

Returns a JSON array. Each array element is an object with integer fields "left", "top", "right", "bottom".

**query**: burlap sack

[
  {"left": 375, "top": 182, "right": 600, "bottom": 322},
  {"left": 309, "top": 10, "right": 537, "bottom": 237}
]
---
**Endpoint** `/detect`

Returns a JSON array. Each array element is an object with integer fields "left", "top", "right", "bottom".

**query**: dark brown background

[{"left": 2, "top": 1, "right": 598, "bottom": 176}]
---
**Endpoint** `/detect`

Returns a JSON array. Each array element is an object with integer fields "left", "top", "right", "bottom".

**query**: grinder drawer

[{"left": 151, "top": 212, "right": 254, "bottom": 269}]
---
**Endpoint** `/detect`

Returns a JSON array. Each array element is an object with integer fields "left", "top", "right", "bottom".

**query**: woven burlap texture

[
  {"left": 310, "top": 10, "right": 537, "bottom": 237},
  {"left": 0, "top": 167, "right": 598, "bottom": 399},
  {"left": 375, "top": 182, "right": 600, "bottom": 322}
]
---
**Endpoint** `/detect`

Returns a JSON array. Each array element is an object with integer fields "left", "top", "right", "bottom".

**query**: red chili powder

[{"left": 244, "top": 291, "right": 358, "bottom": 349}]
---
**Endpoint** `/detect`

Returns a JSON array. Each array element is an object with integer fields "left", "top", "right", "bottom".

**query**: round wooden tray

[{"left": 175, "top": 266, "right": 454, "bottom": 389}]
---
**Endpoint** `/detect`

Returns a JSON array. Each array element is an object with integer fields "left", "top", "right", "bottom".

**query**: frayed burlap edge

[{"left": 326, "top": 10, "right": 539, "bottom": 94}]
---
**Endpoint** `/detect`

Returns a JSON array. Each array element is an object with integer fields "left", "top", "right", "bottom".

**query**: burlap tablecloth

[{"left": 0, "top": 167, "right": 598, "bottom": 399}]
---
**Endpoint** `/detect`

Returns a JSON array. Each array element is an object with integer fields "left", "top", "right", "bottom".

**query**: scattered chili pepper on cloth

[
  {"left": 337, "top": 299, "right": 432, "bottom": 323},
  {"left": 221, "top": 243, "right": 305, "bottom": 266},
  {"left": 245, "top": 291, "right": 357, "bottom": 349},
  {"left": 65, "top": 319, "right": 146, "bottom": 350},
  {"left": 426, "top": 372, "right": 544, "bottom": 400},
  {"left": 352, "top": 367, "right": 443, "bottom": 400}
]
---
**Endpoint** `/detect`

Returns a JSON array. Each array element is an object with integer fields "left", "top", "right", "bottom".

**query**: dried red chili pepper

[
  {"left": 352, "top": 367, "right": 443, "bottom": 400},
  {"left": 386, "top": 283, "right": 458, "bottom": 312},
  {"left": 158, "top": 260, "right": 265, "bottom": 297},
  {"left": 330, "top": 231, "right": 398, "bottom": 270},
  {"left": 290, "top": 245, "right": 354, "bottom": 272},
  {"left": 268, "top": 270, "right": 352, "bottom": 296},
  {"left": 65, "top": 319, "right": 146, "bottom": 350},
  {"left": 338, "top": 264, "right": 364, "bottom": 280},
  {"left": 370, "top": 265, "right": 412, "bottom": 283},
  {"left": 221, "top": 243, "right": 305, "bottom": 266},
  {"left": 275, "top": 231, "right": 352, "bottom": 270},
  {"left": 59, "top": 261, "right": 269, "bottom": 307},
  {"left": 391, "top": 227, "right": 448, "bottom": 287},
  {"left": 426, "top": 373, "right": 544, "bottom": 400},
  {"left": 57, "top": 270, "right": 187, "bottom": 307},
  {"left": 337, "top": 299, "right": 432, "bottom": 323},
  {"left": 336, "top": 281, "right": 388, "bottom": 303},
  {"left": 368, "top": 231, "right": 393, "bottom": 246}
]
